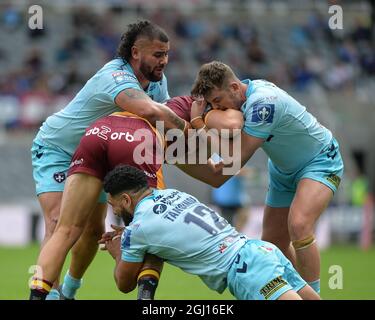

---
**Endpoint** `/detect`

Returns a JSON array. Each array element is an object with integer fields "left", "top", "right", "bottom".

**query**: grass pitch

[{"left": 0, "top": 244, "right": 374, "bottom": 300}]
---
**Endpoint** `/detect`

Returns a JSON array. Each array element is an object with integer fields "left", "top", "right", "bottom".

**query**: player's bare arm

[
  {"left": 204, "top": 109, "right": 244, "bottom": 137},
  {"left": 115, "top": 261, "right": 143, "bottom": 293},
  {"left": 176, "top": 131, "right": 264, "bottom": 188},
  {"left": 115, "top": 88, "right": 189, "bottom": 131},
  {"left": 103, "top": 236, "right": 142, "bottom": 293}
]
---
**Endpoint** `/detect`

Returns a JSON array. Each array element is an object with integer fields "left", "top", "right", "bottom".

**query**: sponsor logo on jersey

[
  {"left": 86, "top": 126, "right": 135, "bottom": 142},
  {"left": 258, "top": 245, "right": 274, "bottom": 255},
  {"left": 153, "top": 203, "right": 168, "bottom": 214},
  {"left": 112, "top": 71, "right": 138, "bottom": 84},
  {"left": 219, "top": 235, "right": 240, "bottom": 253},
  {"left": 159, "top": 191, "right": 181, "bottom": 205},
  {"left": 53, "top": 172, "right": 66, "bottom": 183},
  {"left": 153, "top": 195, "right": 163, "bottom": 202},
  {"left": 144, "top": 171, "right": 157, "bottom": 179},
  {"left": 219, "top": 243, "right": 228, "bottom": 253},
  {"left": 251, "top": 103, "right": 275, "bottom": 123},
  {"left": 69, "top": 158, "right": 84, "bottom": 168},
  {"left": 260, "top": 276, "right": 288, "bottom": 299}
]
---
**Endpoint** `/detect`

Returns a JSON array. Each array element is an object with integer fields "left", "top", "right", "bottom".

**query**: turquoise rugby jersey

[
  {"left": 241, "top": 79, "right": 332, "bottom": 173},
  {"left": 36, "top": 58, "right": 169, "bottom": 155},
  {"left": 121, "top": 189, "right": 247, "bottom": 293}
]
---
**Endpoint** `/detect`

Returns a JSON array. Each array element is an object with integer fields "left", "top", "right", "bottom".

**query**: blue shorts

[
  {"left": 31, "top": 138, "right": 107, "bottom": 203},
  {"left": 266, "top": 138, "right": 344, "bottom": 208},
  {"left": 227, "top": 240, "right": 306, "bottom": 300}
]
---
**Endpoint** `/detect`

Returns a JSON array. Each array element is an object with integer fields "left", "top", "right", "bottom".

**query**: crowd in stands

[{"left": 0, "top": 3, "right": 373, "bottom": 130}]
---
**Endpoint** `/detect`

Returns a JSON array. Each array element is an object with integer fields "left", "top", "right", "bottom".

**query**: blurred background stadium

[{"left": 0, "top": 0, "right": 374, "bottom": 299}]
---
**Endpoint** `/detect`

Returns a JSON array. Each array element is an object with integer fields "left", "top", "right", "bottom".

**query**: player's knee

[
  {"left": 262, "top": 234, "right": 290, "bottom": 253},
  {"left": 262, "top": 226, "right": 290, "bottom": 250},
  {"left": 82, "top": 220, "right": 105, "bottom": 242},
  {"left": 55, "top": 224, "right": 85, "bottom": 245},
  {"left": 288, "top": 216, "right": 314, "bottom": 241},
  {"left": 43, "top": 211, "right": 60, "bottom": 239}
]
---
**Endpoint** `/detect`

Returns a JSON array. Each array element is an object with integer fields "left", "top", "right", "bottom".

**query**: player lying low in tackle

[
  {"left": 29, "top": 95, "right": 243, "bottom": 300},
  {"left": 101, "top": 165, "right": 320, "bottom": 300}
]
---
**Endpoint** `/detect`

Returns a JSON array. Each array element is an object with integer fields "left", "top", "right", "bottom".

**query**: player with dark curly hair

[
  {"left": 30, "top": 20, "right": 190, "bottom": 300},
  {"left": 100, "top": 165, "right": 320, "bottom": 300}
]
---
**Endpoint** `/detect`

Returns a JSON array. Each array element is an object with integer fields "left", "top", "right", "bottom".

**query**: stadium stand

[{"left": 0, "top": 0, "right": 373, "bottom": 244}]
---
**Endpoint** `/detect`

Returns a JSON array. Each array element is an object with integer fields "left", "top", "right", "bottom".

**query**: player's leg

[
  {"left": 137, "top": 254, "right": 164, "bottom": 300},
  {"left": 30, "top": 174, "right": 102, "bottom": 299},
  {"left": 288, "top": 178, "right": 333, "bottom": 294},
  {"left": 276, "top": 290, "right": 302, "bottom": 300},
  {"left": 261, "top": 206, "right": 296, "bottom": 265},
  {"left": 30, "top": 141, "right": 70, "bottom": 299},
  {"left": 297, "top": 285, "right": 321, "bottom": 300},
  {"left": 60, "top": 202, "right": 107, "bottom": 299},
  {"left": 262, "top": 160, "right": 297, "bottom": 265},
  {"left": 38, "top": 192, "right": 63, "bottom": 247},
  {"left": 275, "top": 242, "right": 321, "bottom": 300},
  {"left": 70, "top": 203, "right": 107, "bottom": 279},
  {"left": 36, "top": 192, "right": 63, "bottom": 299}
]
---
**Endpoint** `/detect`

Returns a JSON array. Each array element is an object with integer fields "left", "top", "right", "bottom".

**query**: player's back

[
  {"left": 123, "top": 188, "right": 247, "bottom": 293},
  {"left": 69, "top": 111, "right": 165, "bottom": 189},
  {"left": 242, "top": 79, "right": 333, "bottom": 173},
  {"left": 36, "top": 58, "right": 169, "bottom": 155}
]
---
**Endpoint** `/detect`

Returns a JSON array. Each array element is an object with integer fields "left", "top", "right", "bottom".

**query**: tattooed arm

[{"left": 115, "top": 88, "right": 189, "bottom": 131}]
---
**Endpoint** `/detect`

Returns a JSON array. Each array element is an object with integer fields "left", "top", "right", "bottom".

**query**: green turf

[{"left": 0, "top": 244, "right": 374, "bottom": 300}]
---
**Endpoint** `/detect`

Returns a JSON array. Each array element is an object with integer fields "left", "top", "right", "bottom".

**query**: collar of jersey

[
  {"left": 240, "top": 79, "right": 254, "bottom": 111},
  {"left": 134, "top": 189, "right": 157, "bottom": 216}
]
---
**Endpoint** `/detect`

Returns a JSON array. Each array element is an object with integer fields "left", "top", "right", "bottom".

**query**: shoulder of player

[
  {"left": 96, "top": 59, "right": 138, "bottom": 81},
  {"left": 246, "top": 85, "right": 280, "bottom": 109}
]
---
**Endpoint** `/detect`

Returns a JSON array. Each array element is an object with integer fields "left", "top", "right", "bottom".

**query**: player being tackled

[{"left": 101, "top": 165, "right": 320, "bottom": 300}]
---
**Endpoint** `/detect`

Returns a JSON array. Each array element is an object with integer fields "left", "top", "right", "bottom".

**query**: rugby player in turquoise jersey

[
  {"left": 30, "top": 20, "right": 190, "bottom": 300},
  {"left": 101, "top": 165, "right": 320, "bottom": 300},
  {"left": 189, "top": 61, "right": 344, "bottom": 295}
]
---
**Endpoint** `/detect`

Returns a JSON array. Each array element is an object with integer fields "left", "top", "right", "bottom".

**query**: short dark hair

[
  {"left": 191, "top": 61, "right": 236, "bottom": 97},
  {"left": 117, "top": 20, "right": 169, "bottom": 61},
  {"left": 103, "top": 165, "right": 148, "bottom": 196}
]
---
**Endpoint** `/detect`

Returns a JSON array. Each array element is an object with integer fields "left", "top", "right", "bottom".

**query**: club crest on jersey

[
  {"left": 53, "top": 172, "right": 66, "bottom": 183},
  {"left": 112, "top": 71, "right": 137, "bottom": 84},
  {"left": 251, "top": 103, "right": 275, "bottom": 123},
  {"left": 153, "top": 203, "right": 167, "bottom": 214}
]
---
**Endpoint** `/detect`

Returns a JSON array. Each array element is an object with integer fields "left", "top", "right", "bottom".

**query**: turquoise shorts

[
  {"left": 266, "top": 138, "right": 344, "bottom": 208},
  {"left": 227, "top": 240, "right": 306, "bottom": 300},
  {"left": 31, "top": 139, "right": 107, "bottom": 203}
]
